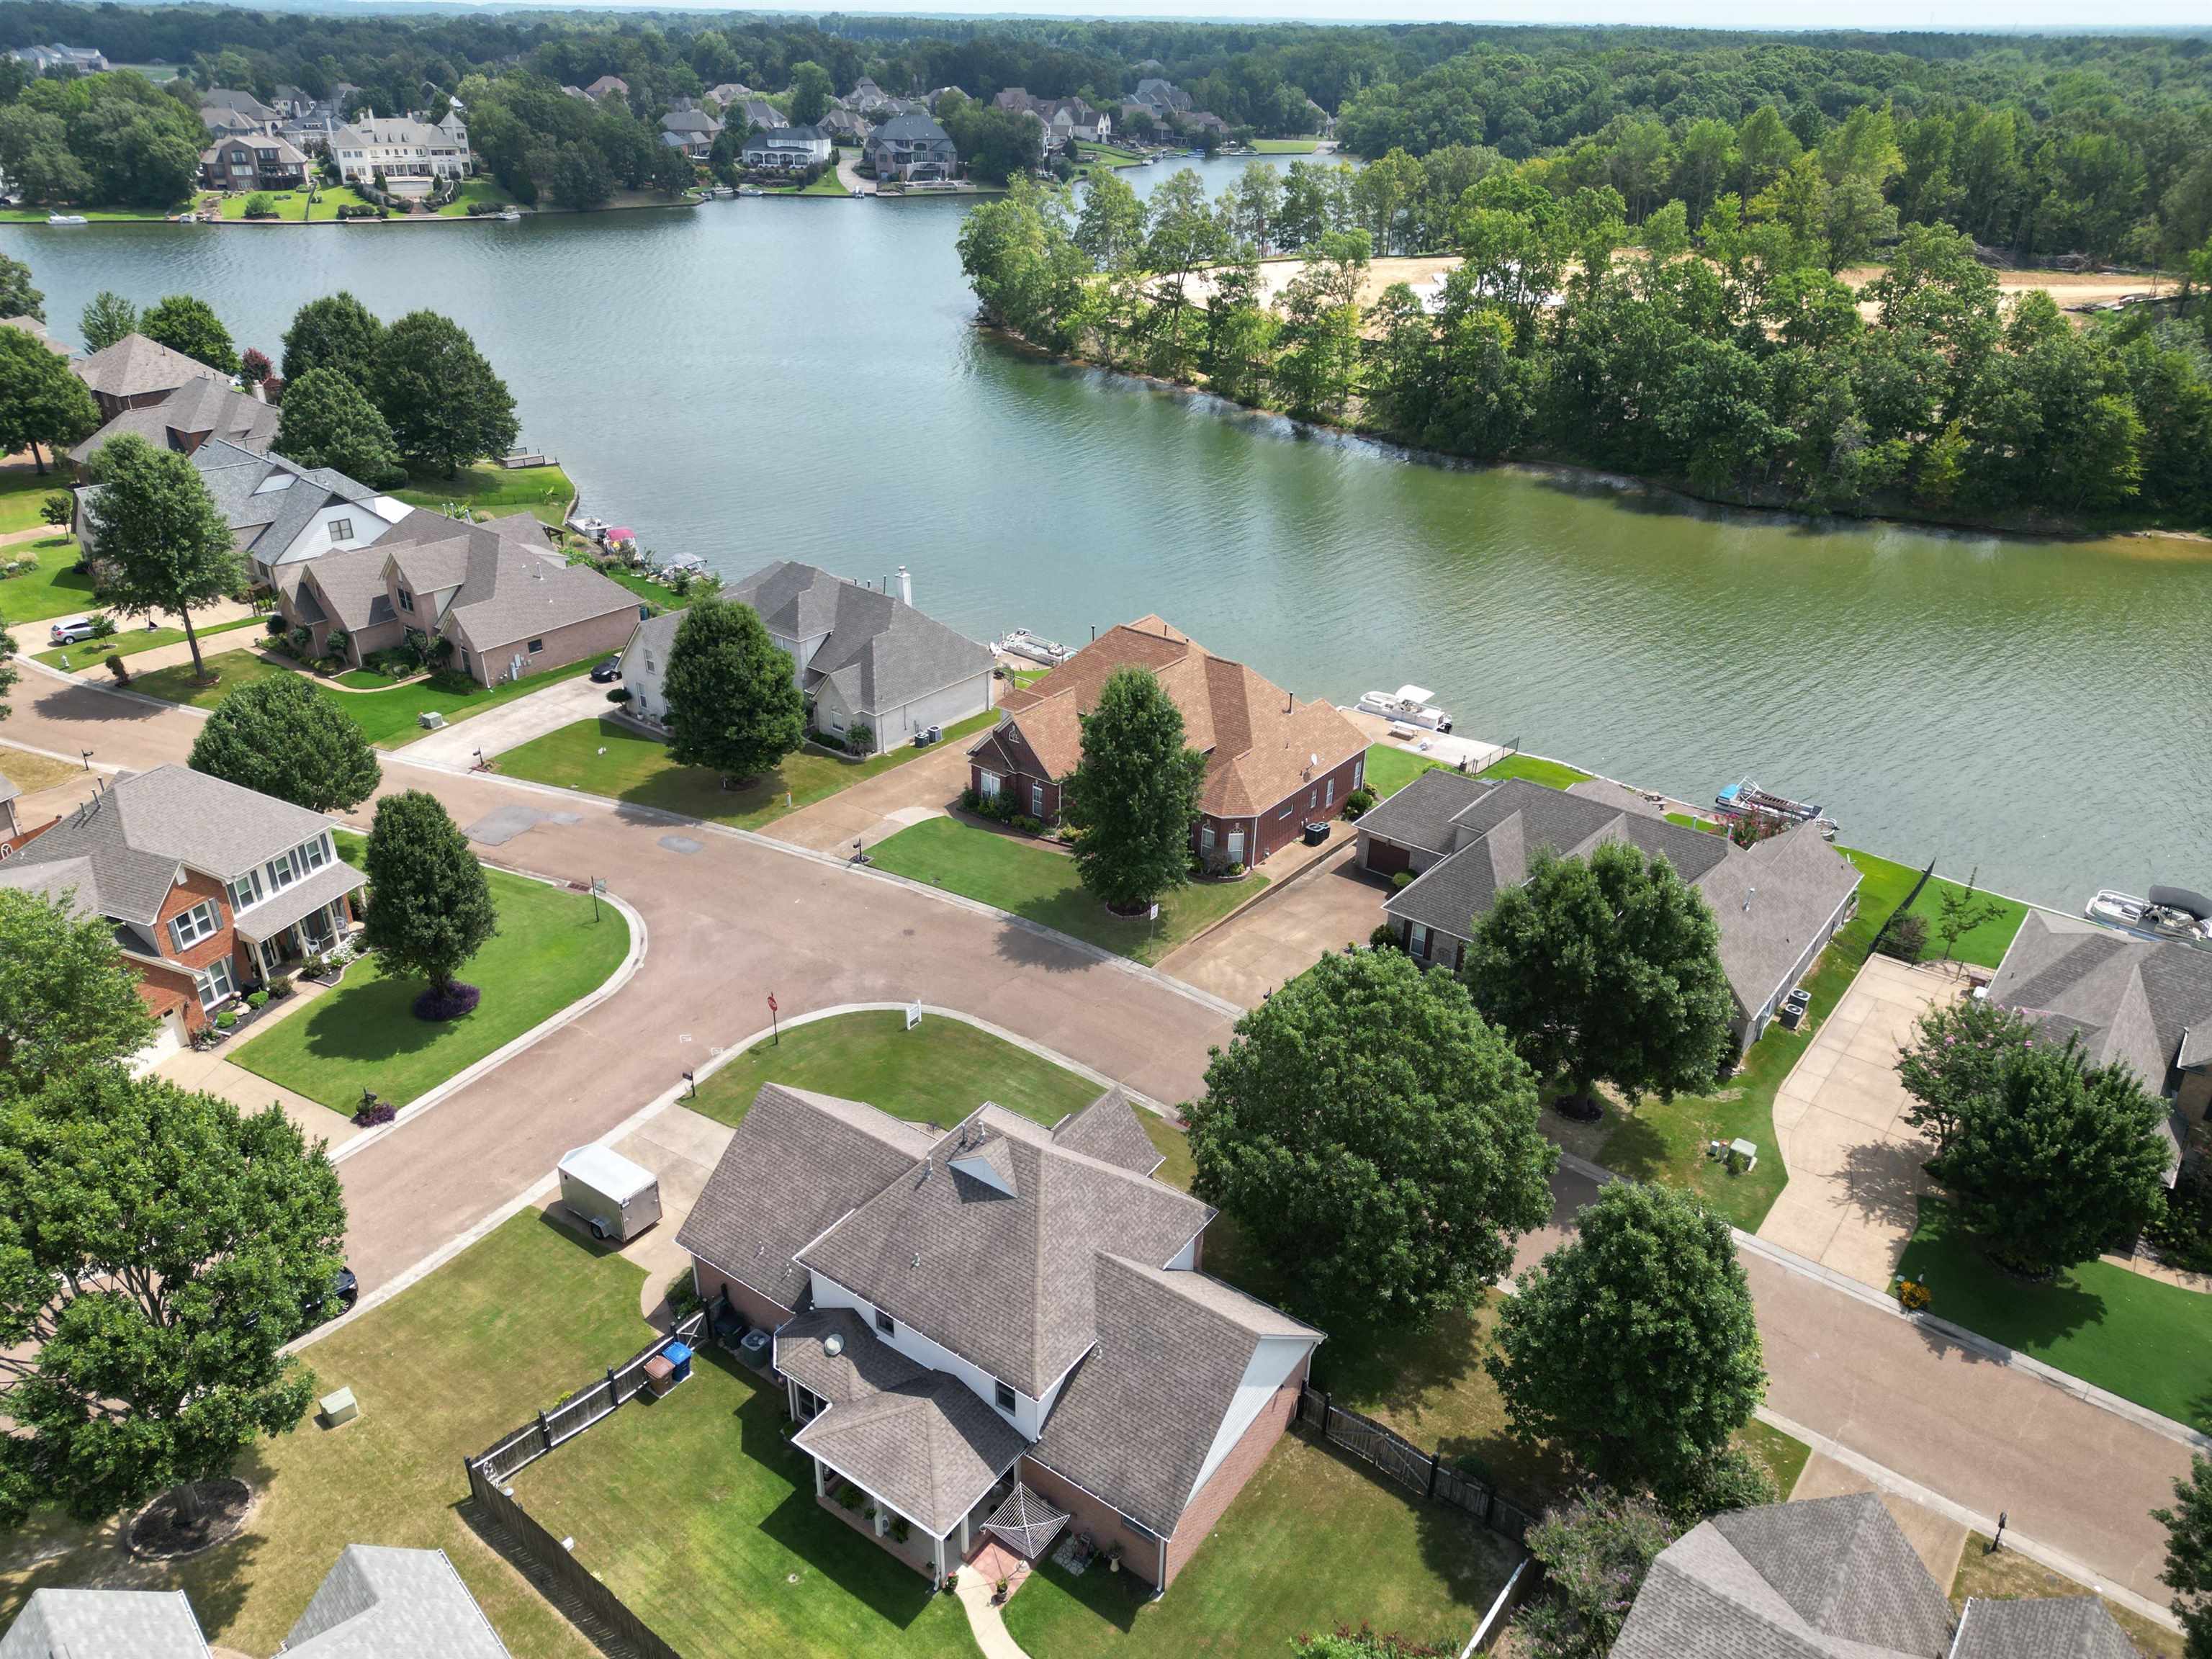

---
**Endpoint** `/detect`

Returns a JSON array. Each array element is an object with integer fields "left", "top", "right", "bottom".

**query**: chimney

[{"left": 897, "top": 565, "right": 912, "bottom": 607}]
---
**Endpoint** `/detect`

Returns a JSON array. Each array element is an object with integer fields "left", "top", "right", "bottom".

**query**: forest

[{"left": 958, "top": 157, "right": 2212, "bottom": 531}]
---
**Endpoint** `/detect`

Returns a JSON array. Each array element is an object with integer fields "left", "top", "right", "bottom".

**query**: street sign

[
  {"left": 906, "top": 1001, "right": 922, "bottom": 1030},
  {"left": 768, "top": 991, "right": 780, "bottom": 1046}
]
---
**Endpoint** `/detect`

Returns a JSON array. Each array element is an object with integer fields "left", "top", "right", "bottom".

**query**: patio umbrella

[{"left": 981, "top": 1483, "right": 1071, "bottom": 1560}]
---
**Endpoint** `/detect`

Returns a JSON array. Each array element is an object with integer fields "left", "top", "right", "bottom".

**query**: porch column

[
  {"left": 812, "top": 1457, "right": 825, "bottom": 1498},
  {"left": 958, "top": 1513, "right": 968, "bottom": 1556},
  {"left": 932, "top": 1532, "right": 945, "bottom": 1586},
  {"left": 786, "top": 1376, "right": 799, "bottom": 1421},
  {"left": 873, "top": 1507, "right": 887, "bottom": 1538}
]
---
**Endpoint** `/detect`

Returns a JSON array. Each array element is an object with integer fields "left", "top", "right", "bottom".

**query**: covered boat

[
  {"left": 996, "top": 627, "right": 1071, "bottom": 666},
  {"left": 1357, "top": 685, "right": 1453, "bottom": 731}
]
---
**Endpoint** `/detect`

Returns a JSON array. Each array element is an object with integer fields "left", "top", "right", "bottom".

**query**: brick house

[
  {"left": 198, "top": 132, "right": 310, "bottom": 189},
  {"left": 966, "top": 616, "right": 1370, "bottom": 869},
  {"left": 0, "top": 767, "right": 366, "bottom": 1056},
  {"left": 679, "top": 1083, "right": 1321, "bottom": 1591},
  {"left": 68, "top": 333, "right": 229, "bottom": 421}
]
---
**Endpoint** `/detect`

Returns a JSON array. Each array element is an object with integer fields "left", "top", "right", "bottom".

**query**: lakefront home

[
  {"left": 68, "top": 332, "right": 228, "bottom": 420},
  {"left": 739, "top": 124, "right": 832, "bottom": 170},
  {"left": 67, "top": 374, "right": 280, "bottom": 467},
  {"left": 864, "top": 112, "right": 958, "bottom": 181},
  {"left": 199, "top": 131, "right": 310, "bottom": 189},
  {"left": 1357, "top": 771, "right": 1861, "bottom": 1051},
  {"left": 967, "top": 616, "right": 1369, "bottom": 868},
  {"left": 678, "top": 1082, "right": 1322, "bottom": 1592},
  {"left": 328, "top": 112, "right": 472, "bottom": 187}
]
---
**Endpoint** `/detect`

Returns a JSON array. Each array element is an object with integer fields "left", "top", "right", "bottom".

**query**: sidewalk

[
  {"left": 8, "top": 597, "right": 261, "bottom": 662},
  {"left": 409, "top": 673, "right": 613, "bottom": 767},
  {"left": 154, "top": 978, "right": 362, "bottom": 1152}
]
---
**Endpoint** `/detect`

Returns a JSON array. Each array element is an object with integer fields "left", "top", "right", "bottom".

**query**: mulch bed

[
  {"left": 127, "top": 1478, "right": 253, "bottom": 1560},
  {"left": 412, "top": 981, "right": 482, "bottom": 1022}
]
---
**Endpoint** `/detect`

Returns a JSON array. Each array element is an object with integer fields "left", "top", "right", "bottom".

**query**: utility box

[
  {"left": 557, "top": 1145, "right": 662, "bottom": 1243},
  {"left": 320, "top": 1386, "right": 359, "bottom": 1427}
]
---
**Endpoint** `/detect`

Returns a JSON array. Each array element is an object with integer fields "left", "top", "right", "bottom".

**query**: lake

[{"left": 7, "top": 156, "right": 2209, "bottom": 910}]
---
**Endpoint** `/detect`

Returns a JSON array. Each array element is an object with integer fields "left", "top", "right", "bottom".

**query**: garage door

[
  {"left": 1364, "top": 838, "right": 1411, "bottom": 877},
  {"left": 128, "top": 1010, "right": 186, "bottom": 1076}
]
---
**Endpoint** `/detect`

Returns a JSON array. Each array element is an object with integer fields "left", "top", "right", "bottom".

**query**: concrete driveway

[
  {"left": 765, "top": 737, "right": 974, "bottom": 854},
  {"left": 411, "top": 673, "right": 616, "bottom": 767},
  {"left": 1159, "top": 843, "right": 1392, "bottom": 1004},
  {"left": 1757, "top": 955, "right": 1955, "bottom": 1289}
]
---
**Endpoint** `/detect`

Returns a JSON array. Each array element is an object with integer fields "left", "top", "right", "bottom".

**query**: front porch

[
  {"left": 233, "top": 873, "right": 362, "bottom": 984},
  {"left": 806, "top": 1458, "right": 1011, "bottom": 1586}
]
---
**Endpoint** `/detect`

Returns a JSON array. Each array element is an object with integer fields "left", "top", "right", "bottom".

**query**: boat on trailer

[
  {"left": 995, "top": 628, "right": 1072, "bottom": 667},
  {"left": 2086, "top": 886, "right": 2212, "bottom": 946},
  {"left": 1357, "top": 685, "right": 1453, "bottom": 732}
]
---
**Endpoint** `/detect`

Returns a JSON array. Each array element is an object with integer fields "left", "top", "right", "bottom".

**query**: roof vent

[{"left": 823, "top": 1333, "right": 845, "bottom": 1358}]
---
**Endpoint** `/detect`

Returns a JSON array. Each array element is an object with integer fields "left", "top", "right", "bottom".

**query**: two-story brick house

[
  {"left": 198, "top": 132, "right": 310, "bottom": 189},
  {"left": 0, "top": 767, "right": 367, "bottom": 1052}
]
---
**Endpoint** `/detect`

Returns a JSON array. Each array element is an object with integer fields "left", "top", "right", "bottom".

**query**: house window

[
  {"left": 978, "top": 771, "right": 1002, "bottom": 801},
  {"left": 1325, "top": 776, "right": 1335, "bottom": 808},
  {"left": 644, "top": 652, "right": 655, "bottom": 673},
  {"left": 527, "top": 638, "right": 544, "bottom": 654},
  {"left": 194, "top": 956, "right": 237, "bottom": 1010},
  {"left": 328, "top": 517, "right": 354, "bottom": 543},
  {"left": 300, "top": 834, "right": 330, "bottom": 873},
  {"left": 397, "top": 587, "right": 414, "bottom": 613},
  {"left": 1200, "top": 823, "right": 1215, "bottom": 859},
  {"left": 170, "top": 899, "right": 221, "bottom": 952},
  {"left": 1353, "top": 756, "right": 1364, "bottom": 790},
  {"left": 1030, "top": 781, "right": 1045, "bottom": 817},
  {"left": 874, "top": 1308, "right": 895, "bottom": 1337},
  {"left": 266, "top": 848, "right": 300, "bottom": 893},
  {"left": 459, "top": 649, "right": 471, "bottom": 675},
  {"left": 995, "top": 1381, "right": 1016, "bottom": 1413},
  {"left": 1408, "top": 922, "right": 1431, "bottom": 959},
  {"left": 225, "top": 868, "right": 263, "bottom": 913}
]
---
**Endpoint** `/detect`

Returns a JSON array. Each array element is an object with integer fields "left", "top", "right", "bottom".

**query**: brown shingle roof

[{"left": 71, "top": 333, "right": 227, "bottom": 403}]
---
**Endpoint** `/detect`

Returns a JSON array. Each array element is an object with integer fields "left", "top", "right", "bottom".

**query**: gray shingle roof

[
  {"left": 0, "top": 765, "right": 333, "bottom": 926},
  {"left": 0, "top": 772, "right": 17, "bottom": 806},
  {"left": 791, "top": 1370, "right": 1026, "bottom": 1537},
  {"left": 1029, "top": 1254, "right": 1318, "bottom": 1538},
  {"left": 675, "top": 1084, "right": 936, "bottom": 1312},
  {"left": 0, "top": 1588, "right": 210, "bottom": 1658},
  {"left": 1357, "top": 766, "right": 1489, "bottom": 856},
  {"left": 71, "top": 333, "right": 227, "bottom": 402},
  {"left": 80, "top": 439, "right": 388, "bottom": 572},
  {"left": 727, "top": 562, "right": 992, "bottom": 720},
  {"left": 230, "top": 857, "right": 367, "bottom": 945},
  {"left": 282, "top": 1545, "right": 511, "bottom": 1658},
  {"left": 1991, "top": 910, "right": 2212, "bottom": 1092},
  {"left": 1049, "top": 1089, "right": 1166, "bottom": 1177},
  {"left": 377, "top": 513, "right": 638, "bottom": 656},
  {"left": 797, "top": 1105, "right": 1213, "bottom": 1397},
  {"left": 295, "top": 547, "right": 395, "bottom": 631},
  {"left": 68, "top": 377, "right": 279, "bottom": 464},
  {"left": 775, "top": 1306, "right": 926, "bottom": 1405},
  {"left": 1951, "top": 1596, "right": 2141, "bottom": 1659}
]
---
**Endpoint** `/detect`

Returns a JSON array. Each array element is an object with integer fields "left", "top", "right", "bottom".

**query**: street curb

[{"left": 22, "top": 652, "right": 210, "bottom": 719}]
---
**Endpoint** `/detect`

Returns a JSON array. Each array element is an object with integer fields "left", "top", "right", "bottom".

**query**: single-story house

[
  {"left": 740, "top": 124, "right": 832, "bottom": 170},
  {"left": 278, "top": 508, "right": 640, "bottom": 685},
  {"left": 622, "top": 562, "right": 993, "bottom": 752},
  {"left": 1987, "top": 908, "right": 2212, "bottom": 1171},
  {"left": 0, "top": 765, "right": 365, "bottom": 1049},
  {"left": 1614, "top": 1492, "right": 2134, "bottom": 1659},
  {"left": 865, "top": 112, "right": 958, "bottom": 181},
  {"left": 968, "top": 616, "right": 1367, "bottom": 868},
  {"left": 11, "top": 44, "right": 108, "bottom": 74},
  {"left": 1, "top": 1545, "right": 508, "bottom": 1657},
  {"left": 679, "top": 1082, "right": 1322, "bottom": 1592},
  {"left": 67, "top": 374, "right": 279, "bottom": 467},
  {"left": 69, "top": 332, "right": 228, "bottom": 420},
  {"left": 75, "top": 437, "right": 410, "bottom": 592},
  {"left": 1359, "top": 771, "right": 1861, "bottom": 1050},
  {"left": 199, "top": 132, "right": 308, "bottom": 189}
]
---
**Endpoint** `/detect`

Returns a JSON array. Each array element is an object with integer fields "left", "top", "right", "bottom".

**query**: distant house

[
  {"left": 76, "top": 437, "right": 410, "bottom": 590},
  {"left": 10, "top": 44, "right": 109, "bottom": 74},
  {"left": 660, "top": 107, "right": 723, "bottom": 160},
  {"left": 968, "top": 616, "right": 1367, "bottom": 868},
  {"left": 68, "top": 375, "right": 279, "bottom": 467},
  {"left": 705, "top": 81, "right": 756, "bottom": 109},
  {"left": 739, "top": 124, "right": 831, "bottom": 170},
  {"left": 0, "top": 1545, "right": 507, "bottom": 1658},
  {"left": 623, "top": 562, "right": 993, "bottom": 751},
  {"left": 843, "top": 75, "right": 891, "bottom": 112},
  {"left": 1614, "top": 1493, "right": 2135, "bottom": 1659},
  {"left": 731, "top": 97, "right": 787, "bottom": 132},
  {"left": 864, "top": 112, "right": 958, "bottom": 182},
  {"left": 198, "top": 86, "right": 279, "bottom": 131},
  {"left": 817, "top": 107, "right": 869, "bottom": 143},
  {"left": 1357, "top": 772, "right": 1861, "bottom": 1049},
  {"left": 328, "top": 112, "right": 472, "bottom": 186},
  {"left": 69, "top": 331, "right": 228, "bottom": 419},
  {"left": 198, "top": 104, "right": 264, "bottom": 138},
  {"left": 1131, "top": 76, "right": 1192, "bottom": 118},
  {"left": 0, "top": 766, "right": 367, "bottom": 1049},
  {"left": 923, "top": 85, "right": 967, "bottom": 111},
  {"left": 1182, "top": 111, "right": 1231, "bottom": 140},
  {"left": 582, "top": 74, "right": 629, "bottom": 102},
  {"left": 680, "top": 1082, "right": 1322, "bottom": 1592},
  {"left": 271, "top": 84, "right": 313, "bottom": 117},
  {"left": 1303, "top": 97, "right": 1336, "bottom": 138},
  {"left": 198, "top": 132, "right": 309, "bottom": 189}
]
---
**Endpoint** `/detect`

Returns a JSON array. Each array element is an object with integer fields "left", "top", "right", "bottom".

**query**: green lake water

[{"left": 8, "top": 158, "right": 2208, "bottom": 909}]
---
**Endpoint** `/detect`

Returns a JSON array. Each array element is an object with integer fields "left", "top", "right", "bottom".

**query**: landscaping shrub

[
  {"left": 267, "top": 974, "right": 295, "bottom": 999},
  {"left": 351, "top": 1097, "right": 396, "bottom": 1127},
  {"left": 1874, "top": 910, "right": 1929, "bottom": 960},
  {"left": 105, "top": 655, "right": 129, "bottom": 684},
  {"left": 1390, "top": 869, "right": 1414, "bottom": 891},
  {"left": 835, "top": 1484, "right": 863, "bottom": 1511},
  {"left": 411, "top": 981, "right": 482, "bottom": 1022},
  {"left": 326, "top": 629, "right": 351, "bottom": 662},
  {"left": 215, "top": 1007, "right": 238, "bottom": 1031},
  {"left": 606, "top": 686, "right": 631, "bottom": 704},
  {"left": 1296, "top": 1628, "right": 1455, "bottom": 1658},
  {"left": 266, "top": 612, "right": 287, "bottom": 637},
  {"left": 1226, "top": 860, "right": 1246, "bottom": 878},
  {"left": 1897, "top": 1277, "right": 1933, "bottom": 1310},
  {"left": 2148, "top": 1157, "right": 2212, "bottom": 1273},
  {"left": 846, "top": 721, "right": 874, "bottom": 753},
  {"left": 245, "top": 989, "right": 269, "bottom": 1010},
  {"left": 243, "top": 192, "right": 278, "bottom": 219},
  {"left": 664, "top": 1269, "right": 703, "bottom": 1318},
  {"left": 1652, "top": 1443, "right": 1779, "bottom": 1524},
  {"left": 1342, "top": 786, "right": 1376, "bottom": 819},
  {"left": 1515, "top": 1488, "right": 1679, "bottom": 1659},
  {"left": 1369, "top": 921, "right": 1401, "bottom": 951},
  {"left": 88, "top": 613, "right": 116, "bottom": 640},
  {"left": 1011, "top": 814, "right": 1042, "bottom": 834},
  {"left": 39, "top": 492, "right": 71, "bottom": 529}
]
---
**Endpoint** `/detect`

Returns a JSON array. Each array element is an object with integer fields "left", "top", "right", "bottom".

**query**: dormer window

[
  {"left": 329, "top": 517, "right": 354, "bottom": 543},
  {"left": 397, "top": 587, "right": 414, "bottom": 613},
  {"left": 874, "top": 1308, "right": 895, "bottom": 1337}
]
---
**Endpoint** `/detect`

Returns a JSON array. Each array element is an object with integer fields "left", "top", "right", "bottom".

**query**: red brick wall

[
  {"left": 135, "top": 958, "right": 207, "bottom": 1033},
  {"left": 145, "top": 869, "right": 243, "bottom": 1031},
  {"left": 1250, "top": 750, "right": 1366, "bottom": 863},
  {"left": 968, "top": 763, "right": 1060, "bottom": 822},
  {"left": 1159, "top": 1360, "right": 1310, "bottom": 1588},
  {"left": 1017, "top": 1457, "right": 1168, "bottom": 1588},
  {"left": 691, "top": 1259, "right": 792, "bottom": 1336}
]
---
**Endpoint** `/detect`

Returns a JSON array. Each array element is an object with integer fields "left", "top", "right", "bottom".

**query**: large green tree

[
  {"left": 189, "top": 675, "right": 382, "bottom": 812},
  {"left": 139, "top": 294, "right": 238, "bottom": 374},
  {"left": 788, "top": 60, "right": 833, "bottom": 126},
  {"left": 0, "top": 1069, "right": 346, "bottom": 1527},
  {"left": 1061, "top": 665, "right": 1208, "bottom": 914},
  {"left": 0, "top": 325, "right": 100, "bottom": 475},
  {"left": 0, "top": 890, "right": 156, "bottom": 1097},
  {"left": 1897, "top": 1009, "right": 2171, "bottom": 1276},
  {"left": 369, "top": 310, "right": 518, "bottom": 476},
  {"left": 660, "top": 597, "right": 805, "bottom": 784},
  {"left": 1462, "top": 839, "right": 1736, "bottom": 1115},
  {"left": 0, "top": 254, "right": 42, "bottom": 323},
  {"left": 280, "top": 292, "right": 385, "bottom": 388},
  {"left": 274, "top": 366, "right": 404, "bottom": 484},
  {"left": 1490, "top": 1181, "right": 1766, "bottom": 1496},
  {"left": 361, "top": 791, "right": 498, "bottom": 1015},
  {"left": 81, "top": 433, "right": 241, "bottom": 679},
  {"left": 78, "top": 289, "right": 138, "bottom": 353},
  {"left": 1186, "top": 948, "right": 1557, "bottom": 1329},
  {"left": 2156, "top": 1455, "right": 2212, "bottom": 1659}
]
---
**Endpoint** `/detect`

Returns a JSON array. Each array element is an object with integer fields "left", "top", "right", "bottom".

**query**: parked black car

[{"left": 589, "top": 655, "right": 622, "bottom": 683}]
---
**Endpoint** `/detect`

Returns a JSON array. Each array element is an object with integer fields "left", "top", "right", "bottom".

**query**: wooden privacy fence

[{"left": 1297, "top": 1385, "right": 1539, "bottom": 1546}]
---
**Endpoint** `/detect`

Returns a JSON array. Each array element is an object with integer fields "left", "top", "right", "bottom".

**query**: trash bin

[{"left": 664, "top": 1341, "right": 693, "bottom": 1383}]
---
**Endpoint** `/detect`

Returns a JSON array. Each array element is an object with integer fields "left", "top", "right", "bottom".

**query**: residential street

[{"left": 4, "top": 664, "right": 2196, "bottom": 1614}]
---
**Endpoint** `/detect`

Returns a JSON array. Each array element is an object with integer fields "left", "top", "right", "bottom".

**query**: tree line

[{"left": 961, "top": 163, "right": 2212, "bottom": 530}]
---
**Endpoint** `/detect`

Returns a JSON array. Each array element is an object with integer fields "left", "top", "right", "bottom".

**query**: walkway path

[
  {"left": 407, "top": 673, "right": 611, "bottom": 767},
  {"left": 5, "top": 660, "right": 2196, "bottom": 1617},
  {"left": 953, "top": 1557, "right": 1031, "bottom": 1659}
]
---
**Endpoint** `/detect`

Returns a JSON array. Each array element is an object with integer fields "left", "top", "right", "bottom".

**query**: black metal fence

[
  {"left": 462, "top": 1312, "right": 707, "bottom": 1659},
  {"left": 1296, "top": 1385, "right": 1539, "bottom": 1546}
]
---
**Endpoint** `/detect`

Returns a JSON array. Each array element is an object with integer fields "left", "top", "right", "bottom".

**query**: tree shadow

[
  {"left": 1836, "top": 1138, "right": 1930, "bottom": 1236},
  {"left": 286, "top": 977, "right": 458, "bottom": 1065},
  {"left": 753, "top": 1488, "right": 946, "bottom": 1629},
  {"left": 990, "top": 914, "right": 1102, "bottom": 973}
]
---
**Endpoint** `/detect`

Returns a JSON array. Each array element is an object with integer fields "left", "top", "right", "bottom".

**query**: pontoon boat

[{"left": 1357, "top": 686, "right": 1453, "bottom": 731}]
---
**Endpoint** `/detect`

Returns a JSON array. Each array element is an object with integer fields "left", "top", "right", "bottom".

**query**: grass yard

[
  {"left": 1665, "top": 811, "right": 1725, "bottom": 835},
  {"left": 0, "top": 744, "right": 81, "bottom": 796},
  {"left": 1361, "top": 742, "right": 1447, "bottom": 801},
  {"left": 210, "top": 186, "right": 376, "bottom": 222},
  {"left": 394, "top": 462, "right": 573, "bottom": 525},
  {"left": 515, "top": 1339, "right": 979, "bottom": 1659},
  {"left": 1000, "top": 1430, "right": 1519, "bottom": 1659},
  {"left": 495, "top": 711, "right": 997, "bottom": 832},
  {"left": 230, "top": 845, "right": 629, "bottom": 1112},
  {"left": 433, "top": 180, "right": 520, "bottom": 216},
  {"left": 1249, "top": 138, "right": 1321, "bottom": 153},
  {"left": 1951, "top": 1531, "right": 2181, "bottom": 1658},
  {"left": 0, "top": 470, "right": 68, "bottom": 534},
  {"left": 1894, "top": 1198, "right": 2212, "bottom": 1431},
  {"left": 1075, "top": 141, "right": 1148, "bottom": 167},
  {"left": 0, "top": 1213, "right": 641, "bottom": 1659},
  {"left": 0, "top": 538, "right": 94, "bottom": 626},
  {"left": 868, "top": 816, "right": 1265, "bottom": 966},
  {"left": 34, "top": 612, "right": 262, "bottom": 667},
  {"left": 0, "top": 204, "right": 176, "bottom": 222},
  {"left": 572, "top": 557, "right": 669, "bottom": 608},
  {"left": 1740, "top": 1419, "right": 1813, "bottom": 1497},
  {"left": 1479, "top": 752, "right": 1593, "bottom": 790},
  {"left": 333, "top": 665, "right": 410, "bottom": 689},
  {"left": 691, "top": 1008, "right": 1100, "bottom": 1132}
]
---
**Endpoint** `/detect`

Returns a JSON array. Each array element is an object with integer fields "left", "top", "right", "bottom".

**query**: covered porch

[{"left": 233, "top": 862, "right": 364, "bottom": 984}]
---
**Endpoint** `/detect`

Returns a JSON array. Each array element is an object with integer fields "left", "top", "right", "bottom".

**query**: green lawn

[
  {"left": 211, "top": 186, "right": 376, "bottom": 222},
  {"left": 1360, "top": 742, "right": 1447, "bottom": 801},
  {"left": 433, "top": 180, "right": 520, "bottom": 216},
  {"left": 868, "top": 817, "right": 1265, "bottom": 966},
  {"left": 128, "top": 647, "right": 595, "bottom": 747},
  {"left": 393, "top": 462, "right": 573, "bottom": 525},
  {"left": 691, "top": 1008, "right": 1100, "bottom": 1132},
  {"left": 572, "top": 557, "right": 669, "bottom": 608},
  {"left": 0, "top": 538, "right": 94, "bottom": 626},
  {"left": 496, "top": 711, "right": 997, "bottom": 832},
  {"left": 0, "top": 204, "right": 177, "bottom": 222},
  {"left": 1896, "top": 1198, "right": 2212, "bottom": 1431},
  {"left": 0, "top": 1213, "right": 633, "bottom": 1659},
  {"left": 1665, "top": 811, "right": 1726, "bottom": 835},
  {"left": 1896, "top": 872, "right": 2029, "bottom": 971},
  {"left": 1478, "top": 752, "right": 1593, "bottom": 790},
  {"left": 230, "top": 847, "right": 629, "bottom": 1112},
  {"left": 0, "top": 470, "right": 68, "bottom": 534},
  {"left": 1249, "top": 138, "right": 1321, "bottom": 153},
  {"left": 333, "top": 665, "right": 410, "bottom": 689},
  {"left": 1074, "top": 141, "right": 1148, "bottom": 167},
  {"left": 34, "top": 612, "right": 262, "bottom": 667},
  {"left": 1741, "top": 1419, "right": 1813, "bottom": 1497}
]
